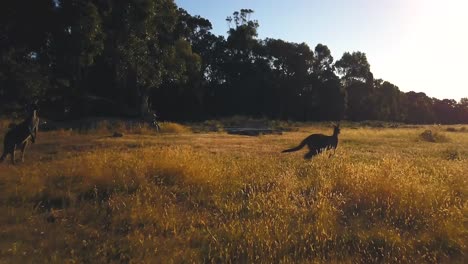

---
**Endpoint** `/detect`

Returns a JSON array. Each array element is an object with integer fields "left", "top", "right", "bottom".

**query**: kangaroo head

[{"left": 333, "top": 123, "right": 340, "bottom": 136}]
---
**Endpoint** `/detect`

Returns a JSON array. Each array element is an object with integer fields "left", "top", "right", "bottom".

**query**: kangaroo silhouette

[
  {"left": 1, "top": 103, "right": 40, "bottom": 164},
  {"left": 282, "top": 124, "right": 340, "bottom": 159}
]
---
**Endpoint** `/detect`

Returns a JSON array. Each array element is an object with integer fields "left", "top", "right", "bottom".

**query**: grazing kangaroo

[
  {"left": 0, "top": 103, "right": 40, "bottom": 164},
  {"left": 282, "top": 124, "right": 340, "bottom": 159}
]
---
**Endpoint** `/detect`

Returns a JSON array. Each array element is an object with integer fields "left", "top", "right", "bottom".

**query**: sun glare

[{"left": 393, "top": 0, "right": 468, "bottom": 99}]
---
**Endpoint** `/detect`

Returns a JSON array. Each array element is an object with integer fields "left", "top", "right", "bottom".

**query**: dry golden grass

[
  {"left": 80, "top": 120, "right": 192, "bottom": 135},
  {"left": 159, "top": 122, "right": 192, "bottom": 134},
  {"left": 0, "top": 123, "right": 466, "bottom": 263}
]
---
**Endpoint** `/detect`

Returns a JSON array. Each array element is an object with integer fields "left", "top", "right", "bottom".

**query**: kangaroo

[
  {"left": 282, "top": 124, "right": 340, "bottom": 159},
  {"left": 1, "top": 103, "right": 40, "bottom": 164}
]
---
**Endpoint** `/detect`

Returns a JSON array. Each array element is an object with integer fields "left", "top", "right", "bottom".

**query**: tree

[
  {"left": 312, "top": 44, "right": 344, "bottom": 121},
  {"left": 313, "top": 44, "right": 334, "bottom": 80},
  {"left": 1, "top": 3, "right": 463, "bottom": 124},
  {"left": 433, "top": 98, "right": 458, "bottom": 124},
  {"left": 100, "top": 0, "right": 181, "bottom": 116},
  {"left": 458, "top": 98, "right": 468, "bottom": 123},
  {"left": 335, "top": 52, "right": 375, "bottom": 120},
  {"left": 213, "top": 9, "right": 263, "bottom": 116},
  {"left": 155, "top": 8, "right": 214, "bottom": 119},
  {"left": 335, "top": 51, "right": 373, "bottom": 86},
  {"left": 226, "top": 9, "right": 259, "bottom": 57},
  {"left": 373, "top": 80, "right": 404, "bottom": 121},
  {"left": 403, "top": 92, "right": 435, "bottom": 124},
  {"left": 52, "top": 0, "right": 104, "bottom": 96},
  {"left": 263, "top": 39, "right": 315, "bottom": 119},
  {"left": 0, "top": 0, "right": 55, "bottom": 108}
]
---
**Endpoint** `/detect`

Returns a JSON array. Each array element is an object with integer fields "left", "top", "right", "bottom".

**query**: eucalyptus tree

[
  {"left": 403, "top": 92, "right": 435, "bottom": 124},
  {"left": 52, "top": 0, "right": 104, "bottom": 96},
  {"left": 373, "top": 79, "right": 404, "bottom": 121},
  {"left": 312, "top": 44, "right": 344, "bottom": 121},
  {"left": 335, "top": 51, "right": 375, "bottom": 120},
  {"left": 264, "top": 39, "right": 314, "bottom": 119},
  {"left": 0, "top": 0, "right": 55, "bottom": 107}
]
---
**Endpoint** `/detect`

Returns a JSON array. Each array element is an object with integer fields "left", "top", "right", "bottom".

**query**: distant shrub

[
  {"left": 419, "top": 130, "right": 450, "bottom": 143},
  {"left": 442, "top": 148, "right": 461, "bottom": 161},
  {"left": 446, "top": 127, "right": 457, "bottom": 132},
  {"left": 358, "top": 120, "right": 401, "bottom": 128},
  {"left": 220, "top": 116, "right": 274, "bottom": 128},
  {"left": 420, "top": 130, "right": 435, "bottom": 142},
  {"left": 221, "top": 115, "right": 254, "bottom": 127},
  {"left": 268, "top": 120, "right": 298, "bottom": 132},
  {"left": 460, "top": 127, "right": 467, "bottom": 132},
  {"left": 360, "top": 120, "right": 385, "bottom": 128},
  {"left": 201, "top": 120, "right": 224, "bottom": 132}
]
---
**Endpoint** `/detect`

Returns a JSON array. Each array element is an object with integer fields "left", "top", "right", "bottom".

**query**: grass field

[{"left": 0, "top": 121, "right": 466, "bottom": 263}]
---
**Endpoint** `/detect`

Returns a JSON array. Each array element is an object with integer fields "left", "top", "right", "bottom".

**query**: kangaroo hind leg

[
  {"left": 0, "top": 151, "right": 6, "bottom": 163},
  {"left": 11, "top": 145, "right": 16, "bottom": 165},
  {"left": 21, "top": 141, "right": 29, "bottom": 162},
  {"left": 1, "top": 141, "right": 11, "bottom": 163},
  {"left": 304, "top": 149, "right": 319, "bottom": 160}
]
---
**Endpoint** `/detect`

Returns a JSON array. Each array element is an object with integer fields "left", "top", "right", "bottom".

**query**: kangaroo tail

[{"left": 282, "top": 140, "right": 306, "bottom": 153}]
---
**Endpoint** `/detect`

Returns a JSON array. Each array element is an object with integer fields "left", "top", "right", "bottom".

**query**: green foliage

[
  {"left": 335, "top": 51, "right": 373, "bottom": 85},
  {"left": 226, "top": 9, "right": 259, "bottom": 53},
  {"left": 0, "top": 49, "right": 49, "bottom": 103},
  {"left": 0, "top": 2, "right": 466, "bottom": 123}
]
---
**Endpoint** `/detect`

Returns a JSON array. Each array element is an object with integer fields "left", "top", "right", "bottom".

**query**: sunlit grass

[
  {"left": 159, "top": 122, "right": 192, "bottom": 134},
  {"left": 75, "top": 120, "right": 192, "bottom": 135},
  {"left": 0, "top": 123, "right": 466, "bottom": 263}
]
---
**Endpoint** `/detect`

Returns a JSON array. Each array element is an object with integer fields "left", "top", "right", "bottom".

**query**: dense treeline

[{"left": 1, "top": 1, "right": 467, "bottom": 123}]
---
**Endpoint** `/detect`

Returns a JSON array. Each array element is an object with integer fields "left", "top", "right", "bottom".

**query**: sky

[{"left": 175, "top": 0, "right": 467, "bottom": 101}]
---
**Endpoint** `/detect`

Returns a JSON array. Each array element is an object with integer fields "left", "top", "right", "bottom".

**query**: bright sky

[{"left": 175, "top": 0, "right": 467, "bottom": 101}]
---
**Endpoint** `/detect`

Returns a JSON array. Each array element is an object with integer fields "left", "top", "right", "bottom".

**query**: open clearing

[{"left": 0, "top": 124, "right": 466, "bottom": 263}]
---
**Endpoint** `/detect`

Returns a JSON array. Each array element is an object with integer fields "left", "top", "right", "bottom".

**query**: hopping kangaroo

[
  {"left": 1, "top": 103, "right": 40, "bottom": 164},
  {"left": 282, "top": 124, "right": 340, "bottom": 159}
]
